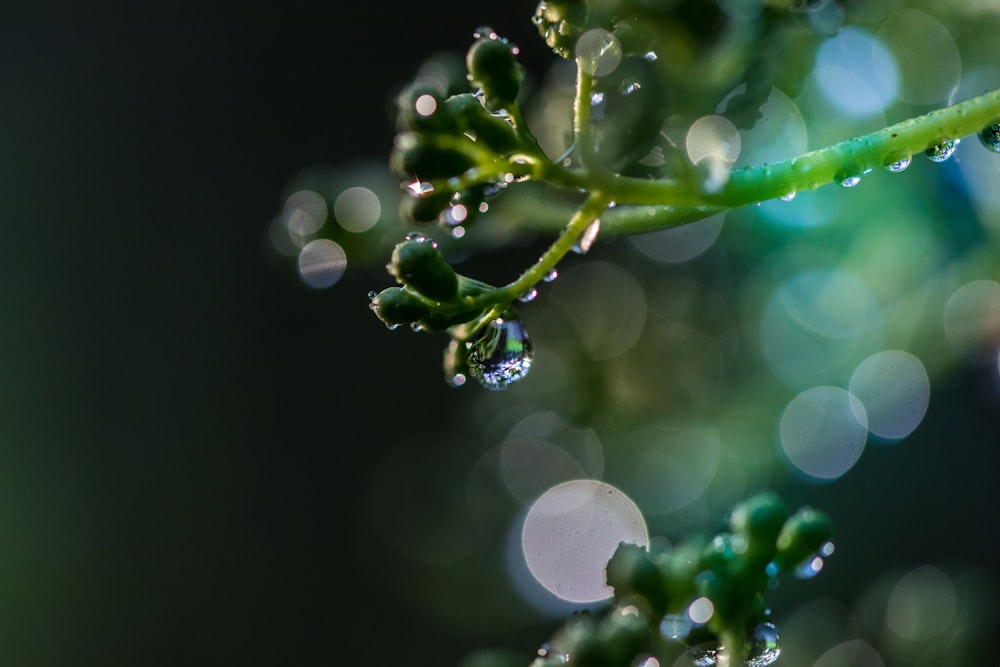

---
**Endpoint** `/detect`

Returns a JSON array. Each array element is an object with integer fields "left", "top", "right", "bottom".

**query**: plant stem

[
  {"left": 498, "top": 193, "right": 611, "bottom": 300},
  {"left": 540, "top": 87, "right": 1000, "bottom": 232}
]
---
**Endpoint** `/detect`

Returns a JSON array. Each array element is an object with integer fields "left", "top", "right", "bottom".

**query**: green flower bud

[
  {"left": 466, "top": 37, "right": 522, "bottom": 110},
  {"left": 399, "top": 188, "right": 453, "bottom": 224},
  {"left": 728, "top": 493, "right": 789, "bottom": 564},
  {"left": 443, "top": 94, "right": 520, "bottom": 154},
  {"left": 532, "top": 0, "right": 589, "bottom": 59},
  {"left": 369, "top": 287, "right": 430, "bottom": 327},
  {"left": 395, "top": 85, "right": 460, "bottom": 134},
  {"left": 390, "top": 133, "right": 476, "bottom": 181},
  {"left": 605, "top": 542, "right": 667, "bottom": 614},
  {"left": 389, "top": 238, "right": 459, "bottom": 302},
  {"left": 774, "top": 507, "right": 832, "bottom": 572}
]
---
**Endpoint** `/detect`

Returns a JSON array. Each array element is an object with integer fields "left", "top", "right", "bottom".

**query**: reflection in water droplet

[
  {"left": 746, "top": 622, "right": 781, "bottom": 667},
  {"left": 979, "top": 122, "right": 1000, "bottom": 153},
  {"left": 780, "top": 191, "right": 796, "bottom": 202},
  {"left": 405, "top": 231, "right": 429, "bottom": 243},
  {"left": 519, "top": 288, "right": 538, "bottom": 303},
  {"left": 466, "top": 315, "right": 534, "bottom": 389},
  {"left": 688, "top": 645, "right": 722, "bottom": 667},
  {"left": 543, "top": 269, "right": 559, "bottom": 283},
  {"left": 924, "top": 137, "right": 958, "bottom": 162},
  {"left": 622, "top": 80, "right": 641, "bottom": 95},
  {"left": 882, "top": 151, "right": 911, "bottom": 172},
  {"left": 572, "top": 219, "right": 602, "bottom": 254},
  {"left": 834, "top": 163, "right": 862, "bottom": 187}
]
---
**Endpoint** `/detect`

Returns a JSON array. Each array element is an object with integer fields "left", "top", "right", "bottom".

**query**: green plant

[
  {"left": 274, "top": 2, "right": 1000, "bottom": 665},
  {"left": 368, "top": 7, "right": 1000, "bottom": 392}
]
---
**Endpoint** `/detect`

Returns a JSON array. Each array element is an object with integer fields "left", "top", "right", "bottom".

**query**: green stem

[
  {"left": 498, "top": 193, "right": 612, "bottom": 301},
  {"left": 573, "top": 61, "right": 599, "bottom": 170},
  {"left": 547, "top": 87, "right": 1000, "bottom": 212}
]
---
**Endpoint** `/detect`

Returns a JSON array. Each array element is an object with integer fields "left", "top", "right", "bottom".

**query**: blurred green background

[{"left": 3, "top": 1, "right": 1000, "bottom": 666}]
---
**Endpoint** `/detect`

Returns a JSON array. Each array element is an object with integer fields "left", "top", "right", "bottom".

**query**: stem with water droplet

[{"left": 531, "top": 86, "right": 1000, "bottom": 234}]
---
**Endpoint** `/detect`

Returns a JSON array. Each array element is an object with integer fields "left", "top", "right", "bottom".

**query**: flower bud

[
  {"left": 369, "top": 287, "right": 430, "bottom": 326},
  {"left": 466, "top": 37, "right": 523, "bottom": 110},
  {"left": 389, "top": 239, "right": 459, "bottom": 302}
]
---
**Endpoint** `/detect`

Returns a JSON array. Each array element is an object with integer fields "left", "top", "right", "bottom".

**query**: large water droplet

[
  {"left": 466, "top": 314, "right": 534, "bottom": 389},
  {"left": 883, "top": 151, "right": 911, "bottom": 173},
  {"left": 572, "top": 219, "right": 602, "bottom": 254},
  {"left": 924, "top": 137, "right": 958, "bottom": 162},
  {"left": 834, "top": 163, "right": 862, "bottom": 187},
  {"left": 746, "top": 622, "right": 781, "bottom": 667},
  {"left": 979, "top": 122, "right": 1000, "bottom": 153}
]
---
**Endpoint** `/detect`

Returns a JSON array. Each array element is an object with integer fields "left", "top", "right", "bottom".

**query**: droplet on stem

[
  {"left": 572, "top": 219, "right": 602, "bottom": 254},
  {"left": 465, "top": 314, "right": 534, "bottom": 389},
  {"left": 978, "top": 122, "right": 1000, "bottom": 153},
  {"left": 925, "top": 137, "right": 959, "bottom": 162},
  {"left": 834, "top": 162, "right": 862, "bottom": 188},
  {"left": 518, "top": 288, "right": 538, "bottom": 303},
  {"left": 882, "top": 150, "right": 911, "bottom": 173},
  {"left": 779, "top": 191, "right": 796, "bottom": 202},
  {"left": 543, "top": 269, "right": 559, "bottom": 283}
]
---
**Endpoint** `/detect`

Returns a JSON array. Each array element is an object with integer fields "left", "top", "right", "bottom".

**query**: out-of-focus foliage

[{"left": 267, "top": 1, "right": 1000, "bottom": 665}]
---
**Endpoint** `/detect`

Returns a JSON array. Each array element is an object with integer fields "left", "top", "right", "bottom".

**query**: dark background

[
  {"left": 1, "top": 3, "right": 545, "bottom": 665},
  {"left": 4, "top": 3, "right": 1000, "bottom": 666}
]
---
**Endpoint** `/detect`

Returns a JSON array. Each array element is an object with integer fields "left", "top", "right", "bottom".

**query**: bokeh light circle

[
  {"left": 848, "top": 350, "right": 930, "bottom": 440},
  {"left": 521, "top": 480, "right": 648, "bottom": 603},
  {"left": 780, "top": 386, "right": 867, "bottom": 480},
  {"left": 877, "top": 9, "right": 961, "bottom": 105},
  {"left": 886, "top": 565, "right": 957, "bottom": 641},
  {"left": 334, "top": 186, "right": 381, "bottom": 233},
  {"left": 297, "top": 239, "right": 347, "bottom": 288},
  {"left": 814, "top": 28, "right": 898, "bottom": 116}
]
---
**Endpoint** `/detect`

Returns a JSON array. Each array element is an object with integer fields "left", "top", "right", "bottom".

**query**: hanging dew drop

[
  {"left": 405, "top": 231, "right": 429, "bottom": 243},
  {"left": 925, "top": 137, "right": 959, "bottom": 162},
  {"left": 465, "top": 314, "right": 534, "bottom": 389},
  {"left": 572, "top": 219, "right": 601, "bottom": 254},
  {"left": 745, "top": 622, "right": 781, "bottom": 667},
  {"left": 834, "top": 163, "right": 862, "bottom": 188},
  {"left": 779, "top": 191, "right": 796, "bottom": 202},
  {"left": 518, "top": 288, "right": 538, "bottom": 303},
  {"left": 883, "top": 151, "right": 911, "bottom": 173},
  {"left": 978, "top": 122, "right": 1000, "bottom": 153},
  {"left": 543, "top": 269, "right": 559, "bottom": 283}
]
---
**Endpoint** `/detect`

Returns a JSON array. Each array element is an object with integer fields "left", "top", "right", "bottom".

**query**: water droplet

[
  {"left": 535, "top": 643, "right": 568, "bottom": 665},
  {"left": 575, "top": 28, "right": 623, "bottom": 77},
  {"left": 883, "top": 151, "right": 911, "bottom": 172},
  {"left": 409, "top": 322, "right": 424, "bottom": 332},
  {"left": 386, "top": 323, "right": 400, "bottom": 331},
  {"left": 794, "top": 555, "right": 825, "bottom": 579},
  {"left": 367, "top": 290, "right": 378, "bottom": 302},
  {"left": 978, "top": 122, "right": 1000, "bottom": 153},
  {"left": 518, "top": 288, "right": 538, "bottom": 303},
  {"left": 465, "top": 315, "right": 534, "bottom": 389},
  {"left": 779, "top": 191, "right": 796, "bottom": 202},
  {"left": 834, "top": 163, "right": 862, "bottom": 187},
  {"left": 405, "top": 231, "right": 429, "bottom": 243},
  {"left": 572, "top": 219, "right": 602, "bottom": 254},
  {"left": 925, "top": 137, "right": 958, "bottom": 162},
  {"left": 643, "top": 50, "right": 658, "bottom": 61},
  {"left": 745, "top": 622, "right": 781, "bottom": 667},
  {"left": 473, "top": 25, "right": 498, "bottom": 40},
  {"left": 659, "top": 614, "right": 692, "bottom": 641},
  {"left": 688, "top": 644, "right": 722, "bottom": 667},
  {"left": 622, "top": 80, "right": 641, "bottom": 95},
  {"left": 765, "top": 561, "right": 780, "bottom": 578},
  {"left": 543, "top": 269, "right": 559, "bottom": 283}
]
